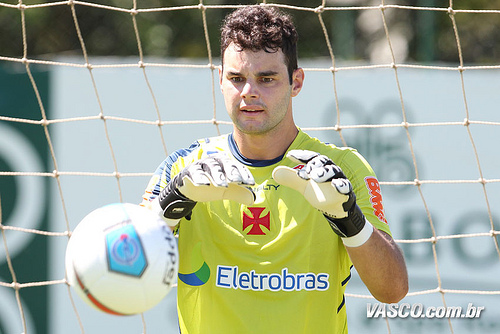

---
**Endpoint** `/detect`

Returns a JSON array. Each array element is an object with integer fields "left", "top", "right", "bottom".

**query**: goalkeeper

[{"left": 142, "top": 5, "right": 408, "bottom": 333}]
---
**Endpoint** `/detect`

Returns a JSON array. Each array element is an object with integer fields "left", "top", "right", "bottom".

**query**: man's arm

[{"left": 346, "top": 229, "right": 408, "bottom": 303}]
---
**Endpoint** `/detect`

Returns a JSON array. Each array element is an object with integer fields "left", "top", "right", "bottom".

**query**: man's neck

[{"left": 232, "top": 126, "right": 299, "bottom": 161}]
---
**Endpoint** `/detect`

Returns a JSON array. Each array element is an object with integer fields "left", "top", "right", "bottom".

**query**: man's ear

[{"left": 291, "top": 68, "right": 305, "bottom": 97}]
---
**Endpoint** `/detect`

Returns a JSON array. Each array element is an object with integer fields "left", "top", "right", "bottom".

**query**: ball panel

[
  {"left": 73, "top": 268, "right": 126, "bottom": 315},
  {"left": 66, "top": 212, "right": 109, "bottom": 293}
]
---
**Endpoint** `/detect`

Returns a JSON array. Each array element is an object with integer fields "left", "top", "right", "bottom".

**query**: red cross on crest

[{"left": 243, "top": 207, "right": 270, "bottom": 235}]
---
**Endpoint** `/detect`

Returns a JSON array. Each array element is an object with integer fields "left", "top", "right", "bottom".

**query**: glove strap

[
  {"left": 325, "top": 202, "right": 373, "bottom": 247},
  {"left": 325, "top": 202, "right": 365, "bottom": 237},
  {"left": 341, "top": 221, "right": 373, "bottom": 248},
  {"left": 150, "top": 199, "right": 182, "bottom": 227},
  {"left": 159, "top": 187, "right": 196, "bottom": 220},
  {"left": 155, "top": 173, "right": 197, "bottom": 225}
]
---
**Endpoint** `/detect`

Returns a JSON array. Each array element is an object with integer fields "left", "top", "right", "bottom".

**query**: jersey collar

[{"left": 228, "top": 133, "right": 285, "bottom": 167}]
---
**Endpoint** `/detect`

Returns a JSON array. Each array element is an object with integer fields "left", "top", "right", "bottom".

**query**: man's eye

[
  {"left": 230, "top": 77, "right": 243, "bottom": 83},
  {"left": 261, "top": 77, "right": 274, "bottom": 83}
]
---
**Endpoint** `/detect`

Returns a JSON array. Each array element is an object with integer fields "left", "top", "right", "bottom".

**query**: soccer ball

[{"left": 65, "top": 203, "right": 178, "bottom": 315}]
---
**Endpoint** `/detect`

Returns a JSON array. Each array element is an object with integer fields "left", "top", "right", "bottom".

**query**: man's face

[{"left": 220, "top": 43, "right": 303, "bottom": 136}]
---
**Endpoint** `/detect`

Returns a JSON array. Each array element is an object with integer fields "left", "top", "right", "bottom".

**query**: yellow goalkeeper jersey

[{"left": 141, "top": 129, "right": 391, "bottom": 334}]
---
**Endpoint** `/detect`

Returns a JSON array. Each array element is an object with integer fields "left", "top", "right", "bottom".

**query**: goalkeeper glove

[
  {"left": 272, "top": 149, "right": 373, "bottom": 247},
  {"left": 152, "top": 155, "right": 256, "bottom": 226}
]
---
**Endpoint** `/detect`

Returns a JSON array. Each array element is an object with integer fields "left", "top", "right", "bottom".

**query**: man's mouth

[{"left": 240, "top": 106, "right": 264, "bottom": 113}]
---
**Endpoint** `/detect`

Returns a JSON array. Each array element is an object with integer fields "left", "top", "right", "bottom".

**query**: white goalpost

[{"left": 0, "top": 1, "right": 499, "bottom": 333}]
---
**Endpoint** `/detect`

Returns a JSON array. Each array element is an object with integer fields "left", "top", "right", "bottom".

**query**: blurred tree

[{"left": 0, "top": 0, "right": 499, "bottom": 64}]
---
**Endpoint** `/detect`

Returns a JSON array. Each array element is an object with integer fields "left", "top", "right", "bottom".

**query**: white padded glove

[
  {"left": 273, "top": 149, "right": 373, "bottom": 247},
  {"left": 153, "top": 155, "right": 255, "bottom": 226}
]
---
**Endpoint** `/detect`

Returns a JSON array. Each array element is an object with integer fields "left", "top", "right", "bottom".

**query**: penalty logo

[{"left": 106, "top": 224, "right": 147, "bottom": 277}]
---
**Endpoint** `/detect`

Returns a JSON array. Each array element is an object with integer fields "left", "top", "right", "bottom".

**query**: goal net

[{"left": 0, "top": 1, "right": 499, "bottom": 333}]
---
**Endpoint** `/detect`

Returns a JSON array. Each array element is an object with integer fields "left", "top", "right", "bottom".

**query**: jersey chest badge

[{"left": 242, "top": 207, "right": 270, "bottom": 235}]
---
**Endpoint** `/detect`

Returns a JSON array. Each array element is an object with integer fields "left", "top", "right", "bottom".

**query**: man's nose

[{"left": 240, "top": 81, "right": 259, "bottom": 99}]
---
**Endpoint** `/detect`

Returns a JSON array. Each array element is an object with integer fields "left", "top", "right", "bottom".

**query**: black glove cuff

[
  {"left": 159, "top": 174, "right": 197, "bottom": 220},
  {"left": 325, "top": 203, "right": 366, "bottom": 238}
]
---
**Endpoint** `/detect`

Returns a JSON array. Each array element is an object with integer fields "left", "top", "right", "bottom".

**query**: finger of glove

[
  {"left": 305, "top": 155, "right": 333, "bottom": 173},
  {"left": 199, "top": 157, "right": 228, "bottom": 187},
  {"left": 184, "top": 162, "right": 212, "bottom": 186},
  {"left": 234, "top": 163, "right": 255, "bottom": 185},
  {"left": 304, "top": 181, "right": 349, "bottom": 218},
  {"left": 308, "top": 164, "right": 344, "bottom": 183},
  {"left": 272, "top": 166, "right": 309, "bottom": 194},
  {"left": 217, "top": 157, "right": 255, "bottom": 186},
  {"left": 331, "top": 178, "right": 352, "bottom": 195},
  {"left": 179, "top": 174, "right": 255, "bottom": 205},
  {"left": 274, "top": 166, "right": 349, "bottom": 218},
  {"left": 179, "top": 175, "right": 226, "bottom": 202},
  {"left": 306, "top": 155, "right": 345, "bottom": 176},
  {"left": 223, "top": 183, "right": 256, "bottom": 206},
  {"left": 286, "top": 149, "right": 320, "bottom": 164}
]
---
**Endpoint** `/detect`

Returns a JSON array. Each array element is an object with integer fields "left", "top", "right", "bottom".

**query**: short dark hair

[{"left": 220, "top": 5, "right": 298, "bottom": 83}]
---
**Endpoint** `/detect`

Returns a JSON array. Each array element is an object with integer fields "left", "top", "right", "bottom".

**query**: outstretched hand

[
  {"left": 154, "top": 155, "right": 255, "bottom": 226},
  {"left": 273, "top": 149, "right": 373, "bottom": 247},
  {"left": 177, "top": 155, "right": 256, "bottom": 204},
  {"left": 272, "top": 149, "right": 352, "bottom": 219}
]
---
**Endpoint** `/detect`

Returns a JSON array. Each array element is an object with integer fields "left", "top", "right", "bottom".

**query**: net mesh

[{"left": 0, "top": 1, "right": 499, "bottom": 333}]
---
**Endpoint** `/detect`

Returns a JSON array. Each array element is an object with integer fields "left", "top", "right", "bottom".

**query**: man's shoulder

[
  {"left": 296, "top": 130, "right": 358, "bottom": 158},
  {"left": 169, "top": 134, "right": 230, "bottom": 165},
  {"left": 169, "top": 134, "right": 230, "bottom": 160},
  {"left": 196, "top": 133, "right": 230, "bottom": 148},
  {"left": 296, "top": 130, "right": 371, "bottom": 174},
  {"left": 194, "top": 134, "right": 232, "bottom": 157}
]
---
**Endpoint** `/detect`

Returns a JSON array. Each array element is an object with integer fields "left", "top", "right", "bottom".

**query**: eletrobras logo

[{"left": 216, "top": 266, "right": 330, "bottom": 292}]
